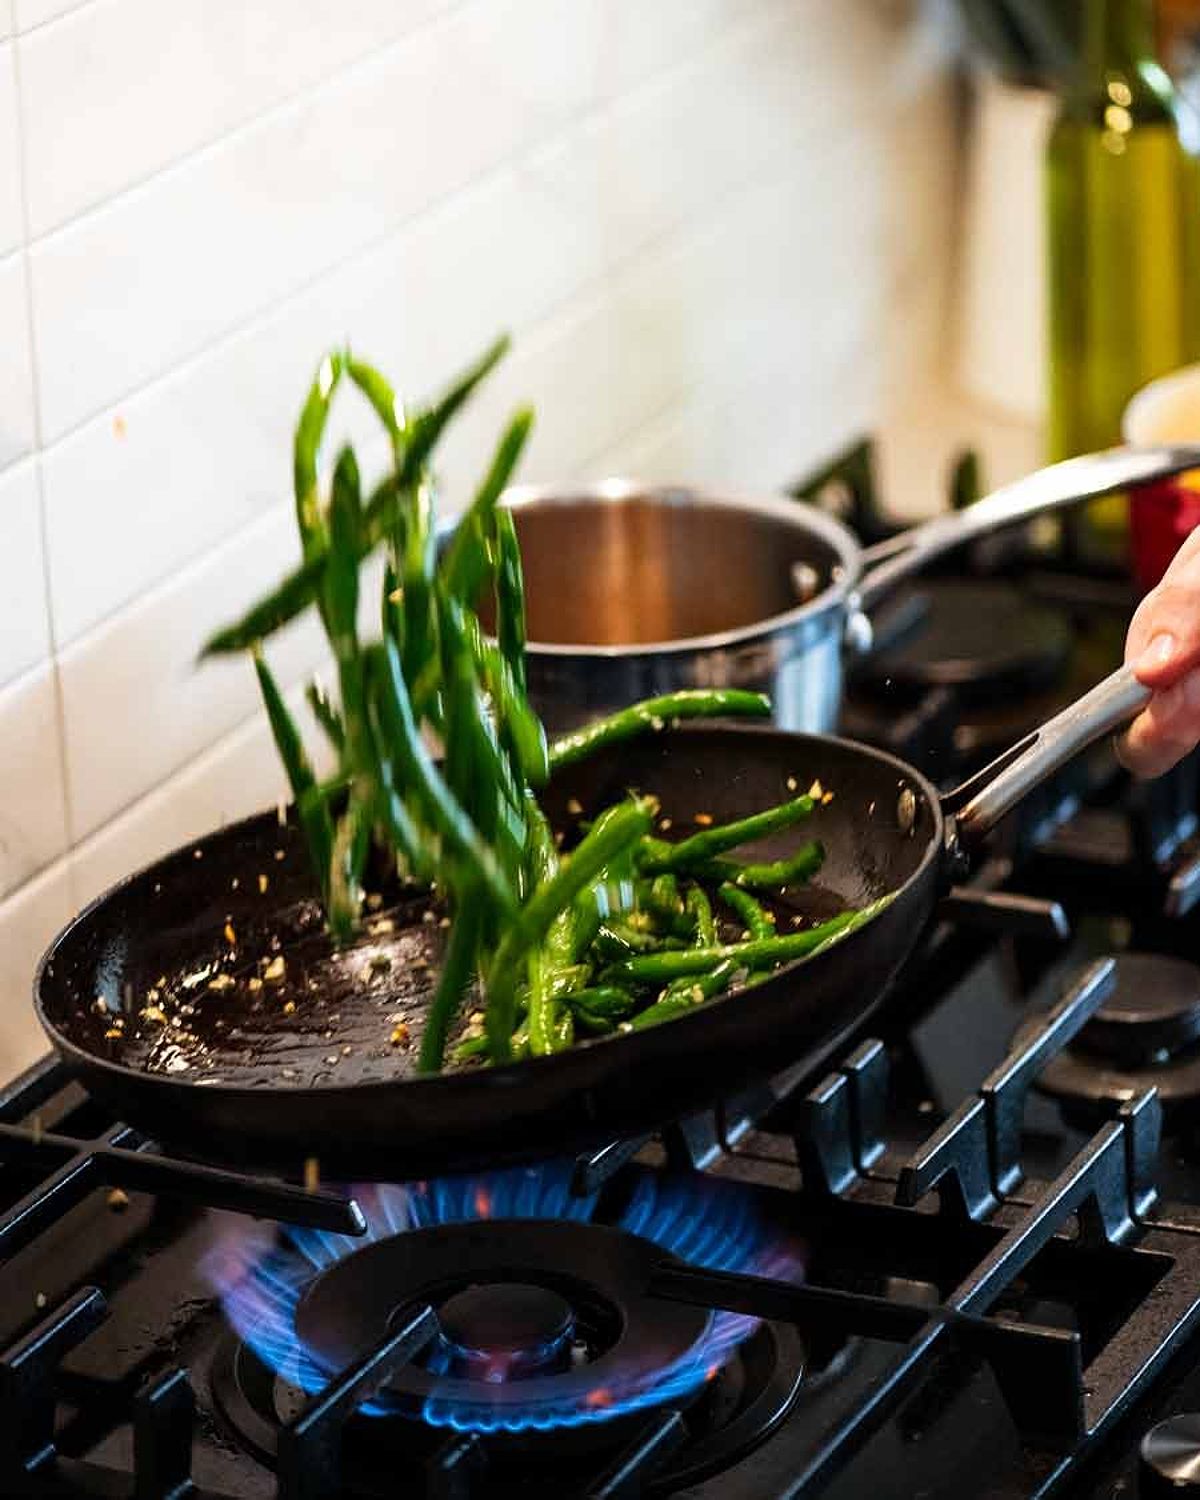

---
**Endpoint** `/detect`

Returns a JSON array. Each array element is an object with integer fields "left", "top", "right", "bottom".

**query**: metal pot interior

[{"left": 489, "top": 489, "right": 854, "bottom": 649}]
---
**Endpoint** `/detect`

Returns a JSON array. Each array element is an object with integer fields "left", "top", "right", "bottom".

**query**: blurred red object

[
  {"left": 1124, "top": 364, "right": 1200, "bottom": 589},
  {"left": 1130, "top": 483, "right": 1200, "bottom": 589}
]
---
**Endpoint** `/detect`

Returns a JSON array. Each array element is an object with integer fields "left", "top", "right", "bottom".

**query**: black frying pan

[{"left": 34, "top": 665, "right": 1149, "bottom": 1180}]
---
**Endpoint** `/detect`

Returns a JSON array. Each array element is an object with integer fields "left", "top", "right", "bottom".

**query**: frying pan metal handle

[
  {"left": 854, "top": 444, "right": 1200, "bottom": 615},
  {"left": 949, "top": 663, "right": 1151, "bottom": 849}
]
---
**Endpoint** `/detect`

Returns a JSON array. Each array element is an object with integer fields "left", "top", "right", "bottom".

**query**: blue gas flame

[{"left": 208, "top": 1163, "right": 801, "bottom": 1432}]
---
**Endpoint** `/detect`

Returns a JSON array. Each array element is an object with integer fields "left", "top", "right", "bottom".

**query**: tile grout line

[{"left": 9, "top": 27, "right": 78, "bottom": 911}]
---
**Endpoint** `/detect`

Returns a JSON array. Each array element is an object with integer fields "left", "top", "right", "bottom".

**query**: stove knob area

[{"left": 1141, "top": 1415, "right": 1200, "bottom": 1493}]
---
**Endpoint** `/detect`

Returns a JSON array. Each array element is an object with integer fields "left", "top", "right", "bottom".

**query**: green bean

[
  {"left": 590, "top": 924, "right": 642, "bottom": 964},
  {"left": 365, "top": 639, "right": 516, "bottom": 917},
  {"left": 494, "top": 506, "right": 527, "bottom": 694},
  {"left": 253, "top": 652, "right": 331, "bottom": 895},
  {"left": 527, "top": 945, "right": 572, "bottom": 1057},
  {"left": 637, "top": 836, "right": 825, "bottom": 890},
  {"left": 571, "top": 877, "right": 635, "bottom": 960},
  {"left": 305, "top": 679, "right": 345, "bottom": 755},
  {"left": 650, "top": 873, "right": 681, "bottom": 910},
  {"left": 602, "top": 905, "right": 883, "bottom": 984},
  {"left": 660, "top": 958, "right": 739, "bottom": 1006},
  {"left": 201, "top": 554, "right": 328, "bottom": 657},
  {"left": 626, "top": 959, "right": 739, "bottom": 1032},
  {"left": 547, "top": 690, "right": 771, "bottom": 771},
  {"left": 732, "top": 840, "right": 825, "bottom": 889},
  {"left": 381, "top": 561, "right": 403, "bottom": 648},
  {"left": 372, "top": 781, "right": 433, "bottom": 883},
  {"left": 451, "top": 1032, "right": 490, "bottom": 1065},
  {"left": 629, "top": 994, "right": 695, "bottom": 1030},
  {"left": 639, "top": 795, "right": 814, "bottom": 872},
  {"left": 529, "top": 947, "right": 577, "bottom": 1057},
  {"left": 516, "top": 963, "right": 590, "bottom": 1007},
  {"left": 292, "top": 351, "right": 344, "bottom": 561},
  {"left": 510, "top": 1022, "right": 531, "bottom": 1061},
  {"left": 440, "top": 408, "right": 533, "bottom": 601},
  {"left": 200, "top": 337, "right": 511, "bottom": 658},
  {"left": 419, "top": 897, "right": 483, "bottom": 1073},
  {"left": 327, "top": 792, "right": 368, "bottom": 942},
  {"left": 592, "top": 922, "right": 687, "bottom": 959},
  {"left": 685, "top": 885, "right": 716, "bottom": 947},
  {"left": 438, "top": 599, "right": 503, "bottom": 840},
  {"left": 394, "top": 335, "right": 510, "bottom": 491},
  {"left": 325, "top": 447, "right": 362, "bottom": 663},
  {"left": 399, "top": 481, "right": 437, "bottom": 706},
  {"left": 485, "top": 799, "right": 654, "bottom": 1059},
  {"left": 464, "top": 613, "right": 547, "bottom": 787},
  {"left": 718, "top": 882, "right": 775, "bottom": 940},
  {"left": 572, "top": 1009, "right": 615, "bottom": 1036},
  {"left": 550, "top": 1005, "right": 574, "bottom": 1051},
  {"left": 345, "top": 356, "right": 405, "bottom": 467},
  {"left": 563, "top": 986, "right": 638, "bottom": 1019}
]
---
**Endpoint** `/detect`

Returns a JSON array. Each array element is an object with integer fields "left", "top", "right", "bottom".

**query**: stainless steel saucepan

[{"left": 494, "top": 446, "right": 1200, "bottom": 732}]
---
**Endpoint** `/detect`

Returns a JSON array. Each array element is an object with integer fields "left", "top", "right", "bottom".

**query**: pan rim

[{"left": 33, "top": 724, "right": 943, "bottom": 1105}]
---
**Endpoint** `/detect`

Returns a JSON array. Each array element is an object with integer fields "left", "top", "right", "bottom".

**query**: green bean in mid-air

[{"left": 547, "top": 690, "right": 770, "bottom": 771}]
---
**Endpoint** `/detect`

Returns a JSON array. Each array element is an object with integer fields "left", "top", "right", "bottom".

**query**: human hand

[{"left": 1117, "top": 527, "right": 1200, "bottom": 778}]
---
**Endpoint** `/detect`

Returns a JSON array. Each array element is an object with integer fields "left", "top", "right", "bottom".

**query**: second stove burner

[
  {"left": 857, "top": 581, "right": 1072, "bottom": 705},
  {"left": 1021, "top": 953, "right": 1200, "bottom": 1124}
]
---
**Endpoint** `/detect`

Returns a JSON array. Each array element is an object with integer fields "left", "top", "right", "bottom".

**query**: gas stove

[{"left": 10, "top": 449, "right": 1200, "bottom": 1497}]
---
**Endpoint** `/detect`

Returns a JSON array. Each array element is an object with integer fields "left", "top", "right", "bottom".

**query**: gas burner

[
  {"left": 207, "top": 1162, "right": 805, "bottom": 1473},
  {"left": 296, "top": 1219, "right": 709, "bottom": 1426},
  {"left": 856, "top": 581, "right": 1072, "bottom": 706},
  {"left": 1018, "top": 954, "right": 1200, "bottom": 1125}
]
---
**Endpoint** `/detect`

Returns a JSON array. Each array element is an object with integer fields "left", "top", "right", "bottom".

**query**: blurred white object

[
  {"left": 1124, "top": 362, "right": 1200, "bottom": 444},
  {"left": 956, "top": 72, "right": 1056, "bottom": 423}
]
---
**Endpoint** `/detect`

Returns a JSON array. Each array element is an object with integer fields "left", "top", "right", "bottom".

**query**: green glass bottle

[{"left": 1046, "top": 0, "right": 1200, "bottom": 553}]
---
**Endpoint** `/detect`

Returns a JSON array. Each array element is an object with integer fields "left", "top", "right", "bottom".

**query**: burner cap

[
  {"left": 1077, "top": 955, "right": 1200, "bottom": 1066},
  {"left": 1021, "top": 954, "right": 1200, "bottom": 1124},
  {"left": 436, "top": 1282, "right": 574, "bottom": 1379},
  {"left": 1141, "top": 1413, "right": 1200, "bottom": 1494},
  {"left": 857, "top": 582, "right": 1071, "bottom": 705}
]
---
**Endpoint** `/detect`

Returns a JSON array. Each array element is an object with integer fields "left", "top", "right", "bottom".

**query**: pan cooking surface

[{"left": 43, "top": 770, "right": 877, "bottom": 1090}]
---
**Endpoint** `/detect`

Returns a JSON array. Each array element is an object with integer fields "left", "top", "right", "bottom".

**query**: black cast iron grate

[{"left": 6, "top": 942, "right": 1200, "bottom": 1499}]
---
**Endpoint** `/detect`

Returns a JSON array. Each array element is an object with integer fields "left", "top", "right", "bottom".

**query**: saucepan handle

[
  {"left": 855, "top": 445, "right": 1200, "bottom": 615},
  {"left": 948, "top": 663, "right": 1151, "bottom": 849}
]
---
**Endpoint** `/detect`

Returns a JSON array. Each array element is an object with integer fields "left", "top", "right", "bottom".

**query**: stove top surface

[{"left": 11, "top": 459, "right": 1200, "bottom": 1498}]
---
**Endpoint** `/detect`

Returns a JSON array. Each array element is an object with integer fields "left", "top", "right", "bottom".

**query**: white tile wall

[
  {"left": 0, "top": 1, "right": 962, "bottom": 1078},
  {"left": 0, "top": 255, "right": 36, "bottom": 469},
  {"left": 0, "top": 459, "right": 49, "bottom": 680},
  {"left": 0, "top": 44, "right": 23, "bottom": 253},
  {"left": 0, "top": 662, "right": 69, "bottom": 898}
]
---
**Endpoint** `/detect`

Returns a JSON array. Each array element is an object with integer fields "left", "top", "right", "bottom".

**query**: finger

[
  {"left": 1115, "top": 669, "right": 1200, "bottom": 778},
  {"left": 1125, "top": 577, "right": 1200, "bottom": 688}
]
